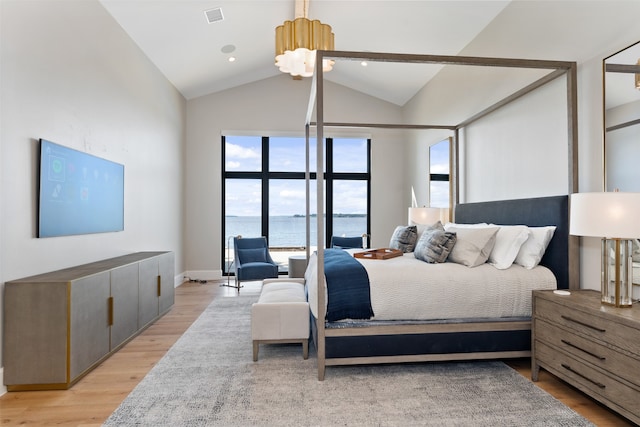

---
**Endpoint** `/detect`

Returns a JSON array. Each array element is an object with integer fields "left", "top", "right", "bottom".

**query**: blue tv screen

[{"left": 38, "top": 139, "right": 124, "bottom": 238}]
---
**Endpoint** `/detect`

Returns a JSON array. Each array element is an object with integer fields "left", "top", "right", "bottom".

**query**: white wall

[
  {"left": 461, "top": 79, "right": 569, "bottom": 202},
  {"left": 0, "top": 0, "right": 186, "bottom": 387},
  {"left": 184, "top": 75, "right": 405, "bottom": 277}
]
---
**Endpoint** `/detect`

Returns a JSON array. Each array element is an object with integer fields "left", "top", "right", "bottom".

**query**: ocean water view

[{"left": 225, "top": 215, "right": 367, "bottom": 248}]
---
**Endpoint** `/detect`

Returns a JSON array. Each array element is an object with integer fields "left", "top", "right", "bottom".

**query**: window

[
  {"left": 223, "top": 135, "right": 370, "bottom": 274},
  {"left": 429, "top": 137, "right": 452, "bottom": 209}
]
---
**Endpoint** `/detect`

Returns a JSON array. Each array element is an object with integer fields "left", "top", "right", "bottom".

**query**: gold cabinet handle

[{"left": 108, "top": 296, "right": 114, "bottom": 326}]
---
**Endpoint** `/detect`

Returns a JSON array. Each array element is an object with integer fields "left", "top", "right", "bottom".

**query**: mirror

[
  {"left": 603, "top": 41, "right": 640, "bottom": 291},
  {"left": 429, "top": 137, "right": 452, "bottom": 217}
]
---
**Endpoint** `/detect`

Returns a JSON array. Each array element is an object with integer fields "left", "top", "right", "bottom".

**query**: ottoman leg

[{"left": 253, "top": 340, "right": 259, "bottom": 362}]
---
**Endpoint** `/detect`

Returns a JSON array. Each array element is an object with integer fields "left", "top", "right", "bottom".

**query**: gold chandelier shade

[{"left": 275, "top": 17, "right": 335, "bottom": 77}]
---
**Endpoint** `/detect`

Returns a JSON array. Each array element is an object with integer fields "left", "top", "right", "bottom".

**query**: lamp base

[{"left": 601, "top": 238, "right": 634, "bottom": 308}]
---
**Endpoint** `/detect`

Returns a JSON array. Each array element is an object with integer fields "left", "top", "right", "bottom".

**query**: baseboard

[
  {"left": 181, "top": 270, "right": 222, "bottom": 284},
  {"left": 175, "top": 273, "right": 185, "bottom": 288},
  {"left": 0, "top": 368, "right": 6, "bottom": 396}
]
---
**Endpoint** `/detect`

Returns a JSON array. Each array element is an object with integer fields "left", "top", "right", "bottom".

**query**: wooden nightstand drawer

[
  {"left": 533, "top": 290, "right": 640, "bottom": 425},
  {"left": 536, "top": 341, "right": 640, "bottom": 417},
  {"left": 535, "top": 297, "right": 640, "bottom": 355},
  {"left": 535, "top": 319, "right": 640, "bottom": 387}
]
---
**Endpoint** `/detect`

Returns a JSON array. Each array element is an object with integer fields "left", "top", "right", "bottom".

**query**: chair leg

[
  {"left": 253, "top": 341, "right": 259, "bottom": 361},
  {"left": 220, "top": 276, "right": 242, "bottom": 290}
]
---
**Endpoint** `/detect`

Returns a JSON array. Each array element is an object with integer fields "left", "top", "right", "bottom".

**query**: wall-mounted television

[{"left": 38, "top": 139, "right": 124, "bottom": 238}]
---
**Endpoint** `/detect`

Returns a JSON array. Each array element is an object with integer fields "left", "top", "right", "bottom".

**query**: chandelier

[{"left": 275, "top": 0, "right": 335, "bottom": 78}]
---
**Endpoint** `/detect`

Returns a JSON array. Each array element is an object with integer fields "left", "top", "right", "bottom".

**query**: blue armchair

[
  {"left": 233, "top": 236, "right": 279, "bottom": 288},
  {"left": 330, "top": 235, "right": 364, "bottom": 249}
]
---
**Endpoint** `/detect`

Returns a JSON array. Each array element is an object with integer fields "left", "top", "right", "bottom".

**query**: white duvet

[{"left": 305, "top": 250, "right": 556, "bottom": 321}]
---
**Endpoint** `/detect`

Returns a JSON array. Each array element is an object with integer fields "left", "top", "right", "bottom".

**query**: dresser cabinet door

[
  {"left": 138, "top": 257, "right": 160, "bottom": 328},
  {"left": 3, "top": 282, "right": 68, "bottom": 385},
  {"left": 70, "top": 272, "right": 111, "bottom": 380},
  {"left": 110, "top": 263, "right": 140, "bottom": 348},
  {"left": 158, "top": 251, "right": 175, "bottom": 314}
]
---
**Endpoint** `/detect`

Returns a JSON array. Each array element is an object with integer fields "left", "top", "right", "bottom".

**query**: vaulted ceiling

[{"left": 100, "top": 1, "right": 640, "bottom": 107}]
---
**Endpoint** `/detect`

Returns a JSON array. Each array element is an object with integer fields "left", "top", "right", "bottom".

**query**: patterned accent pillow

[
  {"left": 389, "top": 225, "right": 418, "bottom": 253},
  {"left": 414, "top": 226, "right": 457, "bottom": 263}
]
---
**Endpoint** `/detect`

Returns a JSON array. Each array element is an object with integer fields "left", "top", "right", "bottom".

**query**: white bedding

[{"left": 306, "top": 250, "right": 557, "bottom": 321}]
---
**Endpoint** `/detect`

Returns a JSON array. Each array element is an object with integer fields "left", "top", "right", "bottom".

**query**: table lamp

[
  {"left": 408, "top": 207, "right": 450, "bottom": 225},
  {"left": 570, "top": 192, "right": 640, "bottom": 307}
]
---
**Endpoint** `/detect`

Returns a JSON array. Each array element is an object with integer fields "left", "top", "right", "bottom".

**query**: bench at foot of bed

[{"left": 251, "top": 278, "right": 310, "bottom": 361}]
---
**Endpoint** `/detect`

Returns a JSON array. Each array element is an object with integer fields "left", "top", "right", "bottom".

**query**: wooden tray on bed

[{"left": 354, "top": 248, "right": 403, "bottom": 260}]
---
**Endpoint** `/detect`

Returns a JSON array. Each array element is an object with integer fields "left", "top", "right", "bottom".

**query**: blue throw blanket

[{"left": 323, "top": 248, "right": 374, "bottom": 322}]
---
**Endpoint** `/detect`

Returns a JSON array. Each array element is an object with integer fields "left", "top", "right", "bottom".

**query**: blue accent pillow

[{"left": 238, "top": 248, "right": 267, "bottom": 264}]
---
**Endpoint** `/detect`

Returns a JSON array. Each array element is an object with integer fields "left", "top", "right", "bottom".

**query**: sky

[
  {"left": 225, "top": 135, "right": 450, "bottom": 216},
  {"left": 225, "top": 135, "right": 368, "bottom": 216}
]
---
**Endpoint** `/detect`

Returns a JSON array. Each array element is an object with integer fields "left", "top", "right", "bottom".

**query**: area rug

[{"left": 103, "top": 295, "right": 593, "bottom": 427}]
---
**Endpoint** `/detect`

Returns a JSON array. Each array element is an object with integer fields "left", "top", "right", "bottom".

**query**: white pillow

[
  {"left": 446, "top": 226, "right": 499, "bottom": 267},
  {"left": 514, "top": 226, "right": 556, "bottom": 269},
  {"left": 443, "top": 222, "right": 489, "bottom": 230},
  {"left": 488, "top": 224, "right": 531, "bottom": 270}
]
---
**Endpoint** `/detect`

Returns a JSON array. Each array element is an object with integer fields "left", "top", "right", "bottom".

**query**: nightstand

[{"left": 532, "top": 289, "right": 640, "bottom": 425}]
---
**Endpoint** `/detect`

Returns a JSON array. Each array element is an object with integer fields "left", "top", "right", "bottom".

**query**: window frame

[{"left": 222, "top": 135, "right": 371, "bottom": 275}]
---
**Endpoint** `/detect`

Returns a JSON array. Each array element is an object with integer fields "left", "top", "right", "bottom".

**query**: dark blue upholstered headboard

[{"left": 454, "top": 195, "right": 571, "bottom": 290}]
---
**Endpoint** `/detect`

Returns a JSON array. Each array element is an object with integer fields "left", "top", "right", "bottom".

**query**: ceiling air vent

[{"left": 204, "top": 7, "right": 224, "bottom": 24}]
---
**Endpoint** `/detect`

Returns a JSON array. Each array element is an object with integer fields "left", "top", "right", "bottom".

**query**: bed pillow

[
  {"left": 487, "top": 224, "right": 531, "bottom": 270},
  {"left": 414, "top": 224, "right": 457, "bottom": 263},
  {"left": 444, "top": 222, "right": 489, "bottom": 230},
  {"left": 389, "top": 225, "right": 418, "bottom": 253},
  {"left": 514, "top": 226, "right": 556, "bottom": 269},
  {"left": 415, "top": 221, "right": 443, "bottom": 242},
  {"left": 633, "top": 239, "right": 640, "bottom": 263},
  {"left": 446, "top": 226, "right": 499, "bottom": 267}
]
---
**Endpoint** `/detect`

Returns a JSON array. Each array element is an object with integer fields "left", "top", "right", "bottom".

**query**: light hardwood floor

[{"left": 0, "top": 279, "right": 633, "bottom": 426}]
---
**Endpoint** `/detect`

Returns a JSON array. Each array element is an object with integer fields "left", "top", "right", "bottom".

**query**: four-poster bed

[{"left": 303, "top": 51, "right": 579, "bottom": 380}]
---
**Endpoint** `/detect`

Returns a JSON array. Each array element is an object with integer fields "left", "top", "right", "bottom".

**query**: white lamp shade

[
  {"left": 408, "top": 207, "right": 449, "bottom": 225},
  {"left": 570, "top": 192, "right": 640, "bottom": 239}
]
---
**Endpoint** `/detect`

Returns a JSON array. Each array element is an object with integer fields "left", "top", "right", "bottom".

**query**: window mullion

[
  {"left": 325, "top": 138, "right": 334, "bottom": 246},
  {"left": 262, "top": 136, "right": 269, "bottom": 241}
]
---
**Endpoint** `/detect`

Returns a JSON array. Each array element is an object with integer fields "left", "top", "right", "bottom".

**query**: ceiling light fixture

[
  {"left": 275, "top": 0, "right": 334, "bottom": 78},
  {"left": 636, "top": 59, "right": 640, "bottom": 90}
]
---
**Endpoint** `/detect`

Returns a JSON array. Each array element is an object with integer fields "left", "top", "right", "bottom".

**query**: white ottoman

[{"left": 251, "top": 279, "right": 310, "bottom": 361}]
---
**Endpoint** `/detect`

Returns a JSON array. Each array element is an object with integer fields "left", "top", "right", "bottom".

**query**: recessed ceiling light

[{"left": 228, "top": 57, "right": 236, "bottom": 63}]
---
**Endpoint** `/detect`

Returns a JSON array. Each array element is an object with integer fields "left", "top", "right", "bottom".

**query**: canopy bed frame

[{"left": 303, "top": 50, "right": 579, "bottom": 380}]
